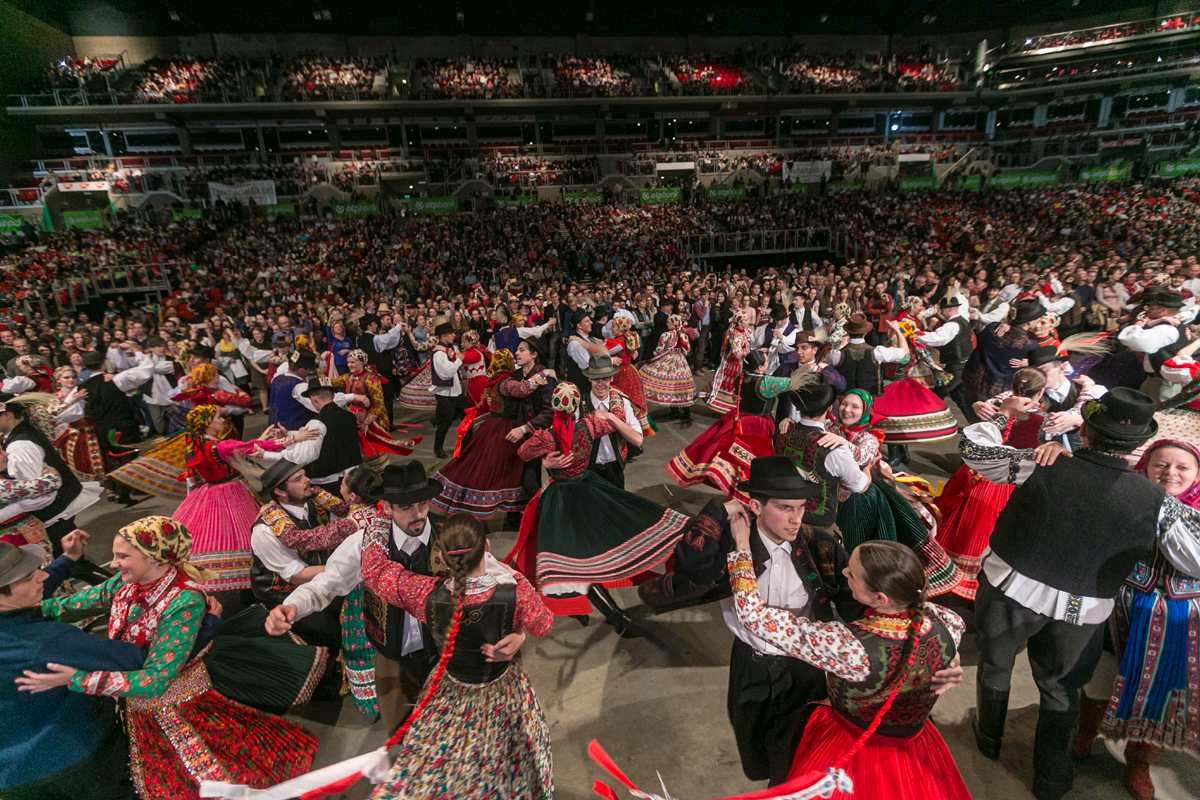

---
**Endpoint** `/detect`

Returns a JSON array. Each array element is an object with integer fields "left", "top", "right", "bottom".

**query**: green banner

[
  {"left": 1080, "top": 163, "right": 1132, "bottom": 183},
  {"left": 412, "top": 197, "right": 458, "bottom": 215},
  {"left": 828, "top": 181, "right": 863, "bottom": 194},
  {"left": 333, "top": 202, "right": 380, "bottom": 218},
  {"left": 561, "top": 189, "right": 603, "bottom": 204},
  {"left": 708, "top": 186, "right": 747, "bottom": 201},
  {"left": 990, "top": 170, "right": 1060, "bottom": 189},
  {"left": 265, "top": 203, "right": 296, "bottom": 218},
  {"left": 1160, "top": 159, "right": 1200, "bottom": 178},
  {"left": 496, "top": 194, "right": 537, "bottom": 208},
  {"left": 899, "top": 176, "right": 937, "bottom": 191},
  {"left": 640, "top": 187, "right": 682, "bottom": 205},
  {"left": 172, "top": 207, "right": 203, "bottom": 221},
  {"left": 960, "top": 175, "right": 983, "bottom": 191},
  {"left": 62, "top": 209, "right": 105, "bottom": 229},
  {"left": 0, "top": 215, "right": 23, "bottom": 232}
]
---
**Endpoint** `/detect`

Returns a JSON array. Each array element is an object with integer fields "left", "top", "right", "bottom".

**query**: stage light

[{"left": 820, "top": 13, "right": 829, "bottom": 22}]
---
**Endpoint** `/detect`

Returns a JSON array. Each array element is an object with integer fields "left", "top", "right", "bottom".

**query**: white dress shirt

[
  {"left": 963, "top": 417, "right": 1200, "bottom": 624},
  {"left": 4, "top": 437, "right": 102, "bottom": 524},
  {"left": 250, "top": 501, "right": 314, "bottom": 582},
  {"left": 827, "top": 338, "right": 907, "bottom": 367},
  {"left": 284, "top": 531, "right": 363, "bottom": 619},
  {"left": 721, "top": 529, "right": 812, "bottom": 656},
  {"left": 487, "top": 321, "right": 552, "bottom": 352},
  {"left": 917, "top": 316, "right": 968, "bottom": 348},
  {"left": 567, "top": 336, "right": 595, "bottom": 371},
  {"left": 780, "top": 419, "right": 872, "bottom": 494},
  {"left": 430, "top": 347, "right": 463, "bottom": 397},
  {"left": 134, "top": 353, "right": 179, "bottom": 407},
  {"left": 589, "top": 391, "right": 636, "bottom": 465}
]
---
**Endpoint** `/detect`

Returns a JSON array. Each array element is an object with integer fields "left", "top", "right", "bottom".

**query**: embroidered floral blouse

[
  {"left": 727, "top": 551, "right": 963, "bottom": 682},
  {"left": 359, "top": 516, "right": 553, "bottom": 636},
  {"left": 40, "top": 568, "right": 205, "bottom": 698},
  {"left": 333, "top": 368, "right": 387, "bottom": 424}
]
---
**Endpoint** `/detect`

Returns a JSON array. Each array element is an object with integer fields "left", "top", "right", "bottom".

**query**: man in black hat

[
  {"left": 962, "top": 298, "right": 1050, "bottom": 414},
  {"left": 752, "top": 305, "right": 798, "bottom": 378},
  {"left": 260, "top": 377, "right": 364, "bottom": 490},
  {"left": 564, "top": 310, "right": 611, "bottom": 398},
  {"left": 249, "top": 459, "right": 357, "bottom": 649},
  {"left": 355, "top": 313, "right": 408, "bottom": 428},
  {"left": 265, "top": 462, "right": 453, "bottom": 728},
  {"left": 1117, "top": 286, "right": 1191, "bottom": 401},
  {"left": 580, "top": 353, "right": 642, "bottom": 490},
  {"left": 963, "top": 387, "right": 1200, "bottom": 800},
  {"left": 775, "top": 380, "right": 871, "bottom": 528},
  {"left": 826, "top": 314, "right": 909, "bottom": 395},
  {"left": 358, "top": 462, "right": 446, "bottom": 726},
  {"left": 641, "top": 457, "right": 861, "bottom": 785},
  {"left": 917, "top": 296, "right": 975, "bottom": 413},
  {"left": 430, "top": 321, "right": 465, "bottom": 459}
]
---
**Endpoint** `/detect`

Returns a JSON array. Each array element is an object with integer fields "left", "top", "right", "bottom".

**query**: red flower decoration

[
  {"left": 136, "top": 530, "right": 155, "bottom": 548},
  {"left": 159, "top": 521, "right": 175, "bottom": 536}
]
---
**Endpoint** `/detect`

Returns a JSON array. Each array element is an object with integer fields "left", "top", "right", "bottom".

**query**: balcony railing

[{"left": 683, "top": 227, "right": 830, "bottom": 257}]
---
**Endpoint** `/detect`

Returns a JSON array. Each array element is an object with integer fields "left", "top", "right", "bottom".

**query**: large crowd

[
  {"left": 1016, "top": 13, "right": 1197, "bottom": 53},
  {"left": 1, "top": 168, "right": 1200, "bottom": 800}
]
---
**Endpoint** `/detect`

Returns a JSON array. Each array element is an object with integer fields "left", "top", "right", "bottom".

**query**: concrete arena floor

[{"left": 72, "top": 386, "right": 1200, "bottom": 799}]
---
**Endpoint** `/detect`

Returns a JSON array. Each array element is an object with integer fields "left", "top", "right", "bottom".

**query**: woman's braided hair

[{"left": 429, "top": 514, "right": 488, "bottom": 600}]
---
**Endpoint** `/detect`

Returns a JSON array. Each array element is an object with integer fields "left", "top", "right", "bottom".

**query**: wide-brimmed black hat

[
  {"left": 1011, "top": 300, "right": 1047, "bottom": 326},
  {"left": 1083, "top": 387, "right": 1157, "bottom": 445},
  {"left": 261, "top": 459, "right": 305, "bottom": 495},
  {"left": 938, "top": 296, "right": 961, "bottom": 309},
  {"left": 737, "top": 455, "right": 821, "bottom": 500},
  {"left": 302, "top": 376, "right": 336, "bottom": 398},
  {"left": 1139, "top": 287, "right": 1185, "bottom": 309},
  {"left": 290, "top": 351, "right": 317, "bottom": 372},
  {"left": 1027, "top": 346, "right": 1067, "bottom": 369},
  {"left": 573, "top": 308, "right": 593, "bottom": 326},
  {"left": 583, "top": 353, "right": 619, "bottom": 379},
  {"left": 376, "top": 461, "right": 441, "bottom": 506},
  {"left": 359, "top": 313, "right": 380, "bottom": 329},
  {"left": 434, "top": 321, "right": 454, "bottom": 337},
  {"left": 790, "top": 382, "right": 837, "bottom": 416},
  {"left": 846, "top": 313, "right": 872, "bottom": 336},
  {"left": 190, "top": 344, "right": 215, "bottom": 360}
]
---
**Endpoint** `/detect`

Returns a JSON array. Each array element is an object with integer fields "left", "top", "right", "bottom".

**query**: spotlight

[
  {"left": 820, "top": 13, "right": 829, "bottom": 23},
  {"left": 890, "top": 123, "right": 899, "bottom": 131},
  {"left": 456, "top": 10, "right": 465, "bottom": 23}
]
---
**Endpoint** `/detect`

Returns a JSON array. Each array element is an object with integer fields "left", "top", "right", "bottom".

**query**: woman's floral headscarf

[{"left": 119, "top": 515, "right": 206, "bottom": 583}]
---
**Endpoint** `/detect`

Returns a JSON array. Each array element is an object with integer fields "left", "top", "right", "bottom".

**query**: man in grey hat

[
  {"left": 1, "top": 532, "right": 145, "bottom": 798},
  {"left": 581, "top": 353, "right": 642, "bottom": 490},
  {"left": 249, "top": 460, "right": 357, "bottom": 650}
]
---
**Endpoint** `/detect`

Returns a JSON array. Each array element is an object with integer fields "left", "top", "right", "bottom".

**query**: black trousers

[
  {"left": 380, "top": 374, "right": 397, "bottom": 428},
  {"left": 975, "top": 575, "right": 1105, "bottom": 788},
  {"left": 433, "top": 393, "right": 466, "bottom": 452},
  {"left": 591, "top": 459, "right": 625, "bottom": 489},
  {"left": 933, "top": 362, "right": 969, "bottom": 417},
  {"left": 727, "top": 637, "right": 828, "bottom": 786}
]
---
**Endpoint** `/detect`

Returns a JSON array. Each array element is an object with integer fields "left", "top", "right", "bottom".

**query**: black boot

[
  {"left": 1031, "top": 707, "right": 1079, "bottom": 800},
  {"left": 587, "top": 585, "right": 643, "bottom": 639},
  {"left": 972, "top": 684, "right": 1010, "bottom": 760}
]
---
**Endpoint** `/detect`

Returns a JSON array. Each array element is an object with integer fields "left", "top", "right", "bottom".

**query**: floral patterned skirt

[
  {"left": 432, "top": 414, "right": 526, "bottom": 518},
  {"left": 109, "top": 433, "right": 189, "bottom": 501},
  {"left": 397, "top": 362, "right": 436, "bottom": 412},
  {"left": 370, "top": 664, "right": 553, "bottom": 800},
  {"left": 639, "top": 351, "right": 695, "bottom": 407},
  {"left": 124, "top": 660, "right": 317, "bottom": 800}
]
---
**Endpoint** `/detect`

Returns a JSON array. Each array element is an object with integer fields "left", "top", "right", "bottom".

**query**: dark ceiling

[{"left": 10, "top": 0, "right": 1157, "bottom": 37}]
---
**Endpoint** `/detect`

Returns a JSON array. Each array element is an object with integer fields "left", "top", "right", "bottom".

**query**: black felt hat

[
  {"left": 1083, "top": 387, "right": 1157, "bottom": 446},
  {"left": 736, "top": 455, "right": 821, "bottom": 500},
  {"left": 376, "top": 461, "right": 441, "bottom": 505},
  {"left": 1012, "top": 300, "right": 1047, "bottom": 326}
]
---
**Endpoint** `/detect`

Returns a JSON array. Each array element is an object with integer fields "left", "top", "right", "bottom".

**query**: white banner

[
  {"left": 56, "top": 181, "right": 109, "bottom": 192},
  {"left": 208, "top": 180, "right": 277, "bottom": 207},
  {"left": 655, "top": 161, "right": 696, "bottom": 172},
  {"left": 897, "top": 153, "right": 932, "bottom": 163},
  {"left": 782, "top": 160, "right": 831, "bottom": 183}
]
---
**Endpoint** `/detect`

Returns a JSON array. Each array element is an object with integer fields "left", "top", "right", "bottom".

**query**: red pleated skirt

[
  {"left": 935, "top": 464, "right": 1016, "bottom": 593},
  {"left": 787, "top": 705, "right": 971, "bottom": 800}
]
